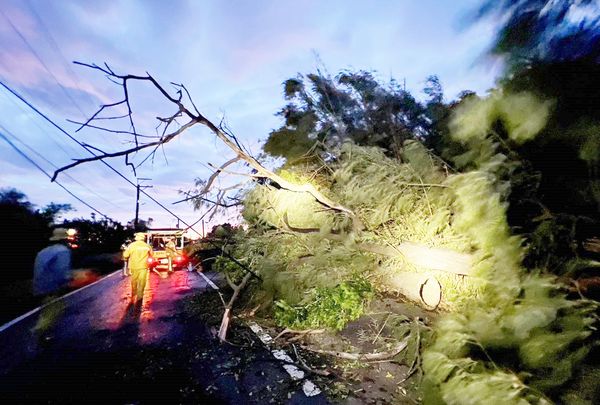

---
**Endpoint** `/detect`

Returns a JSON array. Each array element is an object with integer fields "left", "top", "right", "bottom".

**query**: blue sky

[{"left": 0, "top": 0, "right": 503, "bottom": 233}]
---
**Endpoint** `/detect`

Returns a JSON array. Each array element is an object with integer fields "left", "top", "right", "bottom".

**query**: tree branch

[
  {"left": 58, "top": 62, "right": 362, "bottom": 229},
  {"left": 301, "top": 336, "right": 409, "bottom": 361},
  {"left": 282, "top": 213, "right": 472, "bottom": 276},
  {"left": 219, "top": 271, "right": 253, "bottom": 341},
  {"left": 52, "top": 118, "right": 197, "bottom": 181}
]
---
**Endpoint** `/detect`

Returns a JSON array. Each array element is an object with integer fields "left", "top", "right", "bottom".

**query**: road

[{"left": 0, "top": 270, "right": 329, "bottom": 404}]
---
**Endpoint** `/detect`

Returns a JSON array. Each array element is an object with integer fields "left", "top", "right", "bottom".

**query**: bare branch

[
  {"left": 135, "top": 143, "right": 162, "bottom": 168},
  {"left": 124, "top": 153, "right": 137, "bottom": 177},
  {"left": 60, "top": 62, "right": 363, "bottom": 229},
  {"left": 171, "top": 82, "right": 201, "bottom": 115},
  {"left": 224, "top": 271, "right": 237, "bottom": 290},
  {"left": 52, "top": 118, "right": 197, "bottom": 181},
  {"left": 292, "top": 344, "right": 331, "bottom": 376},
  {"left": 202, "top": 156, "right": 242, "bottom": 195},
  {"left": 93, "top": 114, "right": 131, "bottom": 121},
  {"left": 173, "top": 193, "right": 242, "bottom": 208},
  {"left": 301, "top": 336, "right": 410, "bottom": 361},
  {"left": 274, "top": 328, "right": 325, "bottom": 341},
  {"left": 67, "top": 119, "right": 158, "bottom": 138},
  {"left": 74, "top": 100, "right": 126, "bottom": 132},
  {"left": 81, "top": 143, "right": 107, "bottom": 154},
  {"left": 219, "top": 271, "right": 253, "bottom": 341},
  {"left": 207, "top": 162, "right": 262, "bottom": 178},
  {"left": 156, "top": 111, "right": 183, "bottom": 138}
]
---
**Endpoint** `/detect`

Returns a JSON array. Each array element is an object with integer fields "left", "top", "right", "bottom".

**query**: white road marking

[
  {"left": 206, "top": 284, "right": 322, "bottom": 397},
  {"left": 0, "top": 270, "right": 120, "bottom": 333},
  {"left": 197, "top": 271, "right": 219, "bottom": 290},
  {"left": 248, "top": 321, "right": 322, "bottom": 397}
]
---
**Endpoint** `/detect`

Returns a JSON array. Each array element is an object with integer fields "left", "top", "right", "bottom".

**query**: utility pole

[{"left": 134, "top": 178, "right": 152, "bottom": 229}]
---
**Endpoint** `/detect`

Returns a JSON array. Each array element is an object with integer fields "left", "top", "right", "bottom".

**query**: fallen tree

[
  {"left": 54, "top": 63, "right": 598, "bottom": 404},
  {"left": 55, "top": 63, "right": 476, "bottom": 313}
]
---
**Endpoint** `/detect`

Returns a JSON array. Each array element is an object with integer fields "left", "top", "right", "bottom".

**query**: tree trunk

[
  {"left": 385, "top": 272, "right": 442, "bottom": 310},
  {"left": 218, "top": 308, "right": 231, "bottom": 341},
  {"left": 218, "top": 272, "right": 253, "bottom": 342},
  {"left": 360, "top": 242, "right": 472, "bottom": 276}
]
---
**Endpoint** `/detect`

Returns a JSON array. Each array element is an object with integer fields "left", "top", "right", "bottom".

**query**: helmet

[
  {"left": 49, "top": 228, "right": 69, "bottom": 241},
  {"left": 134, "top": 232, "right": 146, "bottom": 241}
]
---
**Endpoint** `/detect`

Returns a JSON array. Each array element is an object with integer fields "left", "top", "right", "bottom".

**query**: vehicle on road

[{"left": 144, "top": 229, "right": 192, "bottom": 271}]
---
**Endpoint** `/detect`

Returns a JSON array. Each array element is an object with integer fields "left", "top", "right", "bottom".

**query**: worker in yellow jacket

[
  {"left": 165, "top": 237, "right": 177, "bottom": 273},
  {"left": 123, "top": 232, "right": 153, "bottom": 305}
]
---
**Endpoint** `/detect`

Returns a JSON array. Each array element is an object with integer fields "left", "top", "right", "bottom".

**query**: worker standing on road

[
  {"left": 122, "top": 232, "right": 153, "bottom": 306},
  {"left": 33, "top": 228, "right": 73, "bottom": 298},
  {"left": 120, "top": 239, "right": 132, "bottom": 276},
  {"left": 33, "top": 228, "right": 92, "bottom": 339},
  {"left": 165, "top": 237, "right": 177, "bottom": 273}
]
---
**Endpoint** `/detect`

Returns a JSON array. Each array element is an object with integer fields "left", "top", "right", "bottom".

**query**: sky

[{"left": 0, "top": 0, "right": 503, "bottom": 235}]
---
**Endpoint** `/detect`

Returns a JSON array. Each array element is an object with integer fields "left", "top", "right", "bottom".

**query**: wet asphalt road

[{"left": 0, "top": 270, "right": 330, "bottom": 404}]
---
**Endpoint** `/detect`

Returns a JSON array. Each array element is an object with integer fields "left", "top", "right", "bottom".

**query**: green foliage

[
  {"left": 206, "top": 223, "right": 244, "bottom": 241},
  {"left": 274, "top": 276, "right": 373, "bottom": 331},
  {"left": 264, "top": 70, "right": 445, "bottom": 161},
  {"left": 246, "top": 117, "right": 596, "bottom": 401},
  {"left": 449, "top": 91, "right": 553, "bottom": 146},
  {"left": 480, "top": 0, "right": 600, "bottom": 224},
  {"left": 256, "top": 232, "right": 376, "bottom": 306},
  {"left": 214, "top": 255, "right": 240, "bottom": 274},
  {"left": 235, "top": 66, "right": 599, "bottom": 403},
  {"left": 263, "top": 112, "right": 320, "bottom": 162},
  {"left": 421, "top": 93, "right": 598, "bottom": 404},
  {"left": 242, "top": 142, "right": 479, "bottom": 311},
  {"left": 243, "top": 184, "right": 333, "bottom": 230}
]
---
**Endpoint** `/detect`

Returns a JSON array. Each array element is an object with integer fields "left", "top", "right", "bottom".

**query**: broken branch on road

[{"left": 301, "top": 337, "right": 410, "bottom": 362}]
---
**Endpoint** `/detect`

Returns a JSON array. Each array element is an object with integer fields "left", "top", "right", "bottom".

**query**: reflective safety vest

[
  {"left": 123, "top": 240, "right": 153, "bottom": 270},
  {"left": 165, "top": 240, "right": 177, "bottom": 257}
]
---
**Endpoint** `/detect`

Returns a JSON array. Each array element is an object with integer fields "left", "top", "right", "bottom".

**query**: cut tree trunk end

[{"left": 386, "top": 272, "right": 442, "bottom": 310}]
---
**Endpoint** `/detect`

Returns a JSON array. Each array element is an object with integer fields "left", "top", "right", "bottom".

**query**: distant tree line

[{"left": 0, "top": 188, "right": 133, "bottom": 281}]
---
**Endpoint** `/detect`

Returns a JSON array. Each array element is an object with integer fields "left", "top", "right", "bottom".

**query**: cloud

[{"left": 0, "top": 0, "right": 501, "bottom": 227}]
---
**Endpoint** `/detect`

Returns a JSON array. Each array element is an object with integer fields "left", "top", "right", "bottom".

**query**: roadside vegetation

[
  {"left": 184, "top": 2, "right": 600, "bottom": 403},
  {"left": 13, "top": 1, "right": 596, "bottom": 403}
]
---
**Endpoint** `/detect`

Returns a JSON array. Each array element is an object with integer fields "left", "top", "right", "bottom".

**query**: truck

[{"left": 144, "top": 229, "right": 193, "bottom": 272}]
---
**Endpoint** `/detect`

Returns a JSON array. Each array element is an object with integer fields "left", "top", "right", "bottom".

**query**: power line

[
  {"left": 0, "top": 79, "right": 202, "bottom": 235},
  {"left": 0, "top": 121, "right": 123, "bottom": 210},
  {"left": 21, "top": 2, "right": 124, "bottom": 153},
  {"left": 0, "top": 128, "right": 110, "bottom": 219},
  {"left": 0, "top": 89, "right": 119, "bottom": 207},
  {"left": 0, "top": 9, "right": 88, "bottom": 120},
  {"left": 0, "top": 75, "right": 82, "bottom": 159},
  {"left": 25, "top": 0, "right": 97, "bottom": 109}
]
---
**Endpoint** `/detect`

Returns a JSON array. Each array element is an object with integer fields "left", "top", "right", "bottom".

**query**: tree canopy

[{"left": 264, "top": 71, "right": 446, "bottom": 162}]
